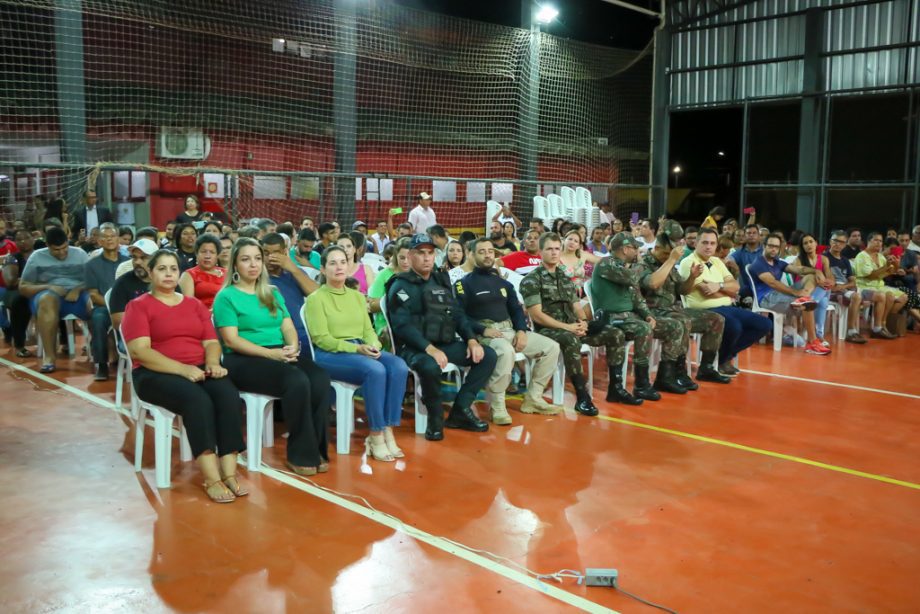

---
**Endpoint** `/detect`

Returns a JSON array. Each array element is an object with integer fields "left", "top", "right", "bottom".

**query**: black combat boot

[
  {"left": 425, "top": 407, "right": 445, "bottom": 441},
  {"left": 696, "top": 351, "right": 732, "bottom": 384},
  {"left": 653, "top": 360, "right": 688, "bottom": 394},
  {"left": 633, "top": 364, "right": 661, "bottom": 401},
  {"left": 570, "top": 374, "right": 598, "bottom": 416},
  {"left": 673, "top": 355, "right": 699, "bottom": 391},
  {"left": 444, "top": 404, "right": 489, "bottom": 432},
  {"left": 606, "top": 365, "right": 642, "bottom": 405}
]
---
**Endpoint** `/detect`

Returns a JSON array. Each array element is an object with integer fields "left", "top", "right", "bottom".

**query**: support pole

[
  {"left": 795, "top": 8, "right": 824, "bottom": 232},
  {"left": 55, "top": 0, "right": 88, "bottom": 210},
  {"left": 649, "top": 24, "right": 671, "bottom": 219},
  {"left": 333, "top": 0, "right": 357, "bottom": 224}
]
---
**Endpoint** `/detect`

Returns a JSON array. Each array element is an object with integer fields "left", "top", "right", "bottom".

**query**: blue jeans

[
  {"left": 90, "top": 305, "right": 111, "bottom": 365},
  {"left": 312, "top": 348, "right": 409, "bottom": 431},
  {"left": 709, "top": 306, "right": 773, "bottom": 364},
  {"left": 811, "top": 286, "right": 830, "bottom": 338}
]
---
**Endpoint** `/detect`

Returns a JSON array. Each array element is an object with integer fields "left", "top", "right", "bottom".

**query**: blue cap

[{"left": 410, "top": 233, "right": 436, "bottom": 250}]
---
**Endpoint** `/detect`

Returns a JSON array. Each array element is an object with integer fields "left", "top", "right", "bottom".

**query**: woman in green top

[
  {"left": 367, "top": 236, "right": 412, "bottom": 337},
  {"left": 213, "top": 238, "right": 332, "bottom": 476},
  {"left": 306, "top": 246, "right": 409, "bottom": 463}
]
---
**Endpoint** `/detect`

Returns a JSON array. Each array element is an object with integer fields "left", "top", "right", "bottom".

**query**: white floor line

[
  {"left": 739, "top": 368, "right": 920, "bottom": 400},
  {"left": 0, "top": 356, "right": 617, "bottom": 614}
]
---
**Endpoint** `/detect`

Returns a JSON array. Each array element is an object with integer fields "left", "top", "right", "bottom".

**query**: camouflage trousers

[
  {"left": 601, "top": 312, "right": 655, "bottom": 365},
  {"left": 652, "top": 307, "right": 725, "bottom": 354},
  {"left": 536, "top": 324, "right": 625, "bottom": 378}
]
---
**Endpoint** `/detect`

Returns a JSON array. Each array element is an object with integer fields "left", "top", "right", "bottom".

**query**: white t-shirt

[{"left": 408, "top": 205, "right": 437, "bottom": 233}]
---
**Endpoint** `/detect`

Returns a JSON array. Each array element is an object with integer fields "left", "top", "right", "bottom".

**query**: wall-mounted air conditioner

[{"left": 155, "top": 128, "right": 211, "bottom": 160}]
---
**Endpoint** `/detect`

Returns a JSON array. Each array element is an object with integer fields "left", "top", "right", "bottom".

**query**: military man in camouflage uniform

[
  {"left": 634, "top": 221, "right": 732, "bottom": 385},
  {"left": 591, "top": 232, "right": 684, "bottom": 401},
  {"left": 519, "top": 232, "right": 626, "bottom": 415}
]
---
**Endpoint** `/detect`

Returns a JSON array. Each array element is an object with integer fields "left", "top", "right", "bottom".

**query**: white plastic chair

[
  {"left": 239, "top": 392, "right": 276, "bottom": 472},
  {"left": 745, "top": 265, "right": 784, "bottom": 352},
  {"left": 209, "top": 313, "right": 277, "bottom": 473},
  {"left": 300, "top": 304, "right": 361, "bottom": 454},
  {"left": 36, "top": 314, "right": 90, "bottom": 360},
  {"left": 122, "top": 340, "right": 194, "bottom": 489},
  {"left": 104, "top": 290, "right": 130, "bottom": 410},
  {"left": 361, "top": 253, "right": 387, "bottom": 272},
  {"left": 532, "top": 195, "right": 549, "bottom": 220},
  {"left": 547, "top": 194, "right": 564, "bottom": 220},
  {"left": 380, "top": 296, "right": 464, "bottom": 435}
]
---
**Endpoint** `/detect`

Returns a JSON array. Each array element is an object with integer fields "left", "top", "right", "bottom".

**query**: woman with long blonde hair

[{"left": 212, "top": 238, "right": 332, "bottom": 476}]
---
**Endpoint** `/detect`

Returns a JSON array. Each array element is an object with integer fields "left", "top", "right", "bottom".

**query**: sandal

[
  {"left": 285, "top": 461, "right": 317, "bottom": 476},
  {"left": 16, "top": 348, "right": 33, "bottom": 358},
  {"left": 203, "top": 479, "right": 236, "bottom": 503},
  {"left": 221, "top": 474, "right": 249, "bottom": 497}
]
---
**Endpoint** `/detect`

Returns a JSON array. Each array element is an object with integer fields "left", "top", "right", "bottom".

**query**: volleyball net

[{"left": 0, "top": 0, "right": 653, "bottom": 228}]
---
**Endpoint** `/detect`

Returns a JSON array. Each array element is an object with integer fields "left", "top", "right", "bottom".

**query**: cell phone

[
  {"left": 389, "top": 207, "right": 403, "bottom": 215},
  {"left": 630, "top": 212, "right": 639, "bottom": 225},
  {"left": 743, "top": 207, "right": 755, "bottom": 214}
]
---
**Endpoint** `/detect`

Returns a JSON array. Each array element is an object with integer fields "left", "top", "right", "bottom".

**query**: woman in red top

[
  {"left": 122, "top": 250, "right": 246, "bottom": 503},
  {"left": 178, "top": 234, "right": 226, "bottom": 309}
]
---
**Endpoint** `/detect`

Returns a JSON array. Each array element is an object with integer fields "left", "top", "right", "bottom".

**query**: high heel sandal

[
  {"left": 203, "top": 479, "right": 236, "bottom": 503},
  {"left": 365, "top": 435, "right": 395, "bottom": 462},
  {"left": 383, "top": 428, "right": 405, "bottom": 459},
  {"left": 221, "top": 474, "right": 249, "bottom": 497}
]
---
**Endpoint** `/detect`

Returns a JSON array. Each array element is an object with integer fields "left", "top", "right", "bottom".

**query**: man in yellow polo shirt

[{"left": 678, "top": 228, "right": 771, "bottom": 376}]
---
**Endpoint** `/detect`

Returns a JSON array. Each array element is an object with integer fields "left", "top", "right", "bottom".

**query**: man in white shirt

[
  {"left": 678, "top": 227, "right": 771, "bottom": 376},
  {"left": 909, "top": 225, "right": 920, "bottom": 254},
  {"left": 369, "top": 220, "right": 391, "bottom": 255},
  {"left": 408, "top": 192, "right": 437, "bottom": 233},
  {"left": 636, "top": 219, "right": 657, "bottom": 256},
  {"left": 599, "top": 202, "right": 616, "bottom": 225}
]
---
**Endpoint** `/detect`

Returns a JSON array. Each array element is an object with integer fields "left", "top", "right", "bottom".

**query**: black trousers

[
  {"left": 223, "top": 352, "right": 331, "bottom": 467},
  {"left": 2, "top": 291, "right": 31, "bottom": 349},
  {"left": 133, "top": 367, "right": 245, "bottom": 458},
  {"left": 398, "top": 341, "right": 497, "bottom": 418}
]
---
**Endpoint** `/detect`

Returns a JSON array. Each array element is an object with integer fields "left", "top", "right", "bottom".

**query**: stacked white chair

[
  {"left": 560, "top": 186, "right": 575, "bottom": 220},
  {"left": 547, "top": 194, "right": 564, "bottom": 221},
  {"left": 532, "top": 195, "right": 549, "bottom": 221},
  {"left": 486, "top": 200, "right": 503, "bottom": 229}
]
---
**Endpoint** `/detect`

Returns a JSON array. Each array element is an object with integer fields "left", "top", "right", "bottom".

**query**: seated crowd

[{"left": 1, "top": 190, "right": 916, "bottom": 503}]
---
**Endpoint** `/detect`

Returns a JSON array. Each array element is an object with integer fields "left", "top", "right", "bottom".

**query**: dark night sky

[{"left": 391, "top": 0, "right": 660, "bottom": 49}]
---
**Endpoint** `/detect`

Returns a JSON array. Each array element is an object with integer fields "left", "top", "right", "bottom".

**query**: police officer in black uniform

[{"left": 385, "top": 234, "right": 497, "bottom": 441}]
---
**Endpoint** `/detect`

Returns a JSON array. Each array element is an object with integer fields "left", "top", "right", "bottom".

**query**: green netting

[{"left": 0, "top": 0, "right": 653, "bottom": 227}]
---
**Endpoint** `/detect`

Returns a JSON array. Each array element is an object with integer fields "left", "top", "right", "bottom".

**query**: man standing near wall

[{"left": 408, "top": 192, "right": 437, "bottom": 233}]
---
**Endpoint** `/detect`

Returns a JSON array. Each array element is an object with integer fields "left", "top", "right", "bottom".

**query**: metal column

[
  {"left": 795, "top": 8, "right": 825, "bottom": 233},
  {"left": 55, "top": 0, "right": 88, "bottom": 210},
  {"left": 333, "top": 0, "right": 357, "bottom": 223},
  {"left": 649, "top": 24, "right": 671, "bottom": 219},
  {"left": 519, "top": 21, "right": 541, "bottom": 206}
]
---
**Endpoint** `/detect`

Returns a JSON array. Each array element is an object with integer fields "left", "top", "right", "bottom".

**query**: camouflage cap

[
  {"left": 609, "top": 232, "right": 641, "bottom": 250},
  {"left": 658, "top": 219, "right": 684, "bottom": 245}
]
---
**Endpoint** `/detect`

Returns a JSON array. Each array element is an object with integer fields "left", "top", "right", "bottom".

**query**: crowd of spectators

[{"left": 1, "top": 189, "right": 916, "bottom": 502}]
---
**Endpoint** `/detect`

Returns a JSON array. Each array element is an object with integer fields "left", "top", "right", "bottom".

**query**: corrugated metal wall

[{"left": 670, "top": 0, "right": 919, "bottom": 107}]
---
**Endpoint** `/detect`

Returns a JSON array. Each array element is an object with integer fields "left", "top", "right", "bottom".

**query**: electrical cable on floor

[
  {"left": 273, "top": 463, "right": 585, "bottom": 584},
  {"left": 273, "top": 463, "right": 680, "bottom": 612},
  {"left": 612, "top": 580, "right": 679, "bottom": 614}
]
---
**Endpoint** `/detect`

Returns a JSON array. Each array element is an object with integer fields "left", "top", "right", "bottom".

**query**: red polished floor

[{"left": 1, "top": 335, "right": 919, "bottom": 613}]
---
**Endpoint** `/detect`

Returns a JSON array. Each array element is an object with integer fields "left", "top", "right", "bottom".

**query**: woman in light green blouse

[{"left": 306, "top": 246, "right": 409, "bottom": 462}]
